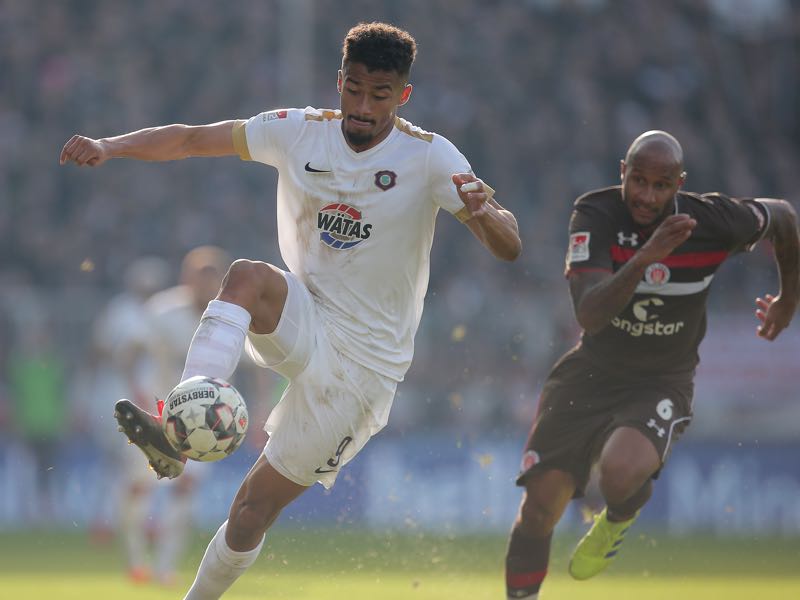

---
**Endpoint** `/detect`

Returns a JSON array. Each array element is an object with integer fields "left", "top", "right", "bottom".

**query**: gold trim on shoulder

[
  {"left": 394, "top": 117, "right": 433, "bottom": 142},
  {"left": 231, "top": 120, "right": 251, "bottom": 161},
  {"left": 305, "top": 110, "right": 342, "bottom": 122}
]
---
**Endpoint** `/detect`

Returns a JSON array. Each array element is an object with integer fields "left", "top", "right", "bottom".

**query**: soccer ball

[{"left": 162, "top": 375, "right": 248, "bottom": 462}]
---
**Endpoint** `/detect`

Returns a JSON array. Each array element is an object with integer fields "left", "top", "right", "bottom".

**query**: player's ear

[
  {"left": 398, "top": 84, "right": 412, "bottom": 106},
  {"left": 678, "top": 170, "right": 687, "bottom": 187},
  {"left": 619, "top": 159, "right": 626, "bottom": 181},
  {"left": 337, "top": 70, "right": 343, "bottom": 94}
]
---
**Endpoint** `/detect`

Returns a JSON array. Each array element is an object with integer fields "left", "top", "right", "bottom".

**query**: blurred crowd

[{"left": 1, "top": 0, "right": 798, "bottom": 470}]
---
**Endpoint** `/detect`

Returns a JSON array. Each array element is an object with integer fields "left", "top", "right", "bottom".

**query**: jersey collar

[{"left": 337, "top": 121, "right": 400, "bottom": 159}]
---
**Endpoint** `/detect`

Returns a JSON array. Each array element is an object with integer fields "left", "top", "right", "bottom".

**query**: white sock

[
  {"left": 184, "top": 521, "right": 264, "bottom": 600},
  {"left": 180, "top": 300, "right": 252, "bottom": 383},
  {"left": 155, "top": 491, "right": 192, "bottom": 582},
  {"left": 120, "top": 491, "right": 149, "bottom": 571}
]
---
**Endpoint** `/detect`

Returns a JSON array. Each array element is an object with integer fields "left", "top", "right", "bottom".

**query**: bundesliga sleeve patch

[
  {"left": 263, "top": 109, "right": 288, "bottom": 122},
  {"left": 568, "top": 232, "right": 591, "bottom": 262}
]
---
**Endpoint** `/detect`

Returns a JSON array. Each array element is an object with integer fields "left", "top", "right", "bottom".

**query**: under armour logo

[
  {"left": 647, "top": 418, "right": 666, "bottom": 438},
  {"left": 617, "top": 231, "right": 639, "bottom": 246}
]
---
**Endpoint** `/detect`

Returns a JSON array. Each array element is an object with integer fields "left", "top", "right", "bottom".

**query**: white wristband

[{"left": 460, "top": 180, "right": 495, "bottom": 199}]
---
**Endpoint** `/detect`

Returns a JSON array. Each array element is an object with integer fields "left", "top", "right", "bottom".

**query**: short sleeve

[
  {"left": 565, "top": 200, "right": 615, "bottom": 276},
  {"left": 700, "top": 193, "right": 769, "bottom": 253},
  {"left": 427, "top": 134, "right": 472, "bottom": 220},
  {"left": 232, "top": 108, "right": 305, "bottom": 167}
]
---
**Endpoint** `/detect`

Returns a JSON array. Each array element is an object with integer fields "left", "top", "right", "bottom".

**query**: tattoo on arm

[{"left": 570, "top": 257, "right": 649, "bottom": 334}]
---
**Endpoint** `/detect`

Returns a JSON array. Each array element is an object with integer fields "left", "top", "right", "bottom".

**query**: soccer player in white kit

[
  {"left": 89, "top": 256, "right": 170, "bottom": 583},
  {"left": 93, "top": 248, "right": 229, "bottom": 584},
  {"left": 60, "top": 22, "right": 522, "bottom": 599},
  {"left": 139, "top": 246, "right": 231, "bottom": 584}
]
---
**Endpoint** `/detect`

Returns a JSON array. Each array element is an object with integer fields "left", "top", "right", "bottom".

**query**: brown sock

[{"left": 505, "top": 526, "right": 551, "bottom": 598}]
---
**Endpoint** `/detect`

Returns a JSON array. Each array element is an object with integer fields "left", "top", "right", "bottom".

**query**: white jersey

[
  {"left": 232, "top": 107, "right": 471, "bottom": 381},
  {"left": 93, "top": 293, "right": 151, "bottom": 368},
  {"left": 90, "top": 293, "right": 154, "bottom": 447},
  {"left": 144, "top": 286, "right": 201, "bottom": 397}
]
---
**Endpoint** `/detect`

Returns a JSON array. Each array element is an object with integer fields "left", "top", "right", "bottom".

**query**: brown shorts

[{"left": 516, "top": 351, "right": 693, "bottom": 497}]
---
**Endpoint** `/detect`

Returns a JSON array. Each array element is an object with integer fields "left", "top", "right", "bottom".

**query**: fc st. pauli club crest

[
  {"left": 520, "top": 449, "right": 541, "bottom": 474},
  {"left": 645, "top": 262, "right": 670, "bottom": 285}
]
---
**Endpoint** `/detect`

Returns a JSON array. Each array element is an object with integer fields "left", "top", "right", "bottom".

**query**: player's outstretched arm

[
  {"left": 570, "top": 213, "right": 696, "bottom": 334},
  {"left": 452, "top": 173, "right": 521, "bottom": 261},
  {"left": 59, "top": 120, "right": 238, "bottom": 166},
  {"left": 753, "top": 199, "right": 799, "bottom": 341}
]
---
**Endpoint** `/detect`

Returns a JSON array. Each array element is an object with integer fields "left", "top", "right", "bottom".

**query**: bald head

[
  {"left": 625, "top": 130, "right": 684, "bottom": 171},
  {"left": 620, "top": 130, "right": 686, "bottom": 226},
  {"left": 181, "top": 245, "right": 230, "bottom": 278},
  {"left": 180, "top": 245, "right": 231, "bottom": 309}
]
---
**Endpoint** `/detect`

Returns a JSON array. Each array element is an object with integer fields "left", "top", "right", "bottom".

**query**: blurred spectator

[
  {"left": 2, "top": 0, "right": 799, "bottom": 436},
  {"left": 90, "top": 249, "right": 233, "bottom": 584},
  {"left": 85, "top": 255, "right": 170, "bottom": 576},
  {"left": 7, "top": 321, "right": 66, "bottom": 522}
]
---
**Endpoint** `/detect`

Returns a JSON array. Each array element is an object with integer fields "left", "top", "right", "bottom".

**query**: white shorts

[{"left": 245, "top": 271, "right": 397, "bottom": 489}]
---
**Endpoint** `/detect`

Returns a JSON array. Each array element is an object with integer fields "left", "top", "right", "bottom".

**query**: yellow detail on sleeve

[
  {"left": 454, "top": 206, "right": 472, "bottom": 223},
  {"left": 232, "top": 120, "right": 251, "bottom": 161},
  {"left": 454, "top": 181, "right": 496, "bottom": 223}
]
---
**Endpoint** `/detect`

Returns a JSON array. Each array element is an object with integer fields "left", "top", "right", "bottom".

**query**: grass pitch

[{"left": 1, "top": 528, "right": 798, "bottom": 599}]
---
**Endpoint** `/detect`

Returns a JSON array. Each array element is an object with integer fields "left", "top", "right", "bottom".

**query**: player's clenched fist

[
  {"left": 639, "top": 213, "right": 697, "bottom": 263},
  {"left": 60, "top": 135, "right": 109, "bottom": 167},
  {"left": 452, "top": 173, "right": 495, "bottom": 218}
]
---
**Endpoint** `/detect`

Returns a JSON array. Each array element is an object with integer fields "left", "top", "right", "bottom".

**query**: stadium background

[{"left": 1, "top": 1, "right": 799, "bottom": 598}]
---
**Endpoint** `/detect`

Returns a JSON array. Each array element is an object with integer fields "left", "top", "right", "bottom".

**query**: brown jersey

[{"left": 565, "top": 186, "right": 769, "bottom": 382}]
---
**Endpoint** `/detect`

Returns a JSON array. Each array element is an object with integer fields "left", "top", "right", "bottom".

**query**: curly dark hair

[{"left": 342, "top": 22, "right": 417, "bottom": 78}]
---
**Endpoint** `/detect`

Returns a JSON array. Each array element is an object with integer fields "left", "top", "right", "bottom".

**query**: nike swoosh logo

[
  {"left": 314, "top": 467, "right": 338, "bottom": 474},
  {"left": 305, "top": 162, "right": 332, "bottom": 173}
]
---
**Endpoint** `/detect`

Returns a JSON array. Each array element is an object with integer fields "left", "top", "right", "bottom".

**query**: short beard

[
  {"left": 344, "top": 128, "right": 373, "bottom": 147},
  {"left": 640, "top": 199, "right": 675, "bottom": 228}
]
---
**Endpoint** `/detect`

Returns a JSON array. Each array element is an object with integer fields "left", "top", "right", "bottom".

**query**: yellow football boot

[{"left": 568, "top": 507, "right": 638, "bottom": 580}]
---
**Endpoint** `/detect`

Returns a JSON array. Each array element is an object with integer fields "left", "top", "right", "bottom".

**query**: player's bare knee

[
  {"left": 217, "top": 260, "right": 260, "bottom": 306},
  {"left": 598, "top": 462, "right": 649, "bottom": 506},
  {"left": 519, "top": 492, "right": 561, "bottom": 536},
  {"left": 218, "top": 260, "right": 281, "bottom": 310},
  {"left": 599, "top": 440, "right": 658, "bottom": 506}
]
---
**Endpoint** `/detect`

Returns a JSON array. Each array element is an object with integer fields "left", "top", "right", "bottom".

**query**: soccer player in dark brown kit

[{"left": 505, "top": 130, "right": 799, "bottom": 599}]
